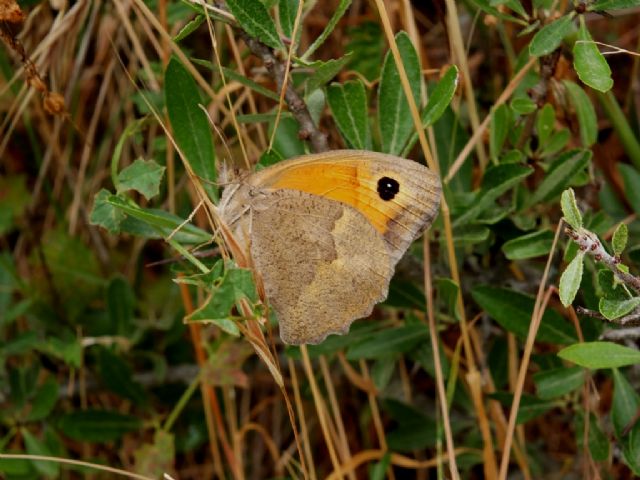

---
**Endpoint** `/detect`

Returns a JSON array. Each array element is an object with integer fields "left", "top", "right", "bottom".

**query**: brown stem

[
  {"left": 214, "top": 1, "right": 328, "bottom": 153},
  {"left": 566, "top": 227, "right": 640, "bottom": 294},
  {"left": 239, "top": 31, "right": 328, "bottom": 153}
]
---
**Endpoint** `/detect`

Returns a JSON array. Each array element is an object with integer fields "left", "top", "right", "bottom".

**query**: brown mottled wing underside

[{"left": 250, "top": 189, "right": 394, "bottom": 345}]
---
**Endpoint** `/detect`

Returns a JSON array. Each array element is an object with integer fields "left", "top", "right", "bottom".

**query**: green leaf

[
  {"left": 382, "top": 398, "right": 437, "bottom": 451},
  {"left": 278, "top": 0, "right": 299, "bottom": 39},
  {"left": 559, "top": 251, "right": 584, "bottom": 307},
  {"left": 575, "top": 413, "right": 610, "bottom": 461},
  {"left": 305, "top": 55, "right": 351, "bottom": 93},
  {"left": 116, "top": 159, "right": 166, "bottom": 200},
  {"left": 269, "top": 116, "right": 306, "bottom": 159},
  {"left": 454, "top": 164, "right": 533, "bottom": 226},
  {"left": 186, "top": 265, "right": 257, "bottom": 337},
  {"left": 529, "top": 14, "right": 575, "bottom": 57},
  {"left": 526, "top": 149, "right": 591, "bottom": 207},
  {"left": 536, "top": 103, "right": 555, "bottom": 146},
  {"left": 452, "top": 224, "right": 491, "bottom": 246},
  {"left": 371, "top": 356, "right": 396, "bottom": 391},
  {"left": 25, "top": 378, "right": 59, "bottom": 422},
  {"left": 57, "top": 410, "right": 142, "bottom": 443},
  {"left": 472, "top": 285, "right": 577, "bottom": 344},
  {"left": 0, "top": 174, "right": 29, "bottom": 235},
  {"left": 346, "top": 323, "right": 428, "bottom": 360},
  {"left": 378, "top": 31, "right": 421, "bottom": 155},
  {"left": 573, "top": 20, "right": 613, "bottom": 92},
  {"left": 618, "top": 164, "right": 640, "bottom": 215},
  {"left": 36, "top": 334, "right": 83, "bottom": 368},
  {"left": 612, "top": 368, "right": 640, "bottom": 437},
  {"left": 0, "top": 455, "right": 34, "bottom": 476},
  {"left": 226, "top": 0, "right": 282, "bottom": 50},
  {"left": 2, "top": 331, "right": 38, "bottom": 357},
  {"left": 90, "top": 189, "right": 126, "bottom": 233},
  {"left": 490, "top": 104, "right": 510, "bottom": 162},
  {"left": 39, "top": 229, "right": 103, "bottom": 321},
  {"left": 106, "top": 276, "right": 135, "bottom": 336},
  {"left": 105, "top": 194, "right": 211, "bottom": 244},
  {"left": 599, "top": 297, "right": 640, "bottom": 320},
  {"left": 510, "top": 96, "right": 537, "bottom": 115},
  {"left": 22, "top": 429, "right": 59, "bottom": 477},
  {"left": 326, "top": 80, "right": 370, "bottom": 149},
  {"left": 560, "top": 188, "right": 582, "bottom": 230},
  {"left": 468, "top": 0, "right": 526, "bottom": 24},
  {"left": 306, "top": 87, "right": 325, "bottom": 125},
  {"left": 195, "top": 60, "right": 280, "bottom": 100},
  {"left": 300, "top": 0, "right": 351, "bottom": 60},
  {"left": 502, "top": 229, "right": 554, "bottom": 260},
  {"left": 534, "top": 366, "right": 585, "bottom": 399},
  {"left": 612, "top": 222, "right": 628, "bottom": 255},
  {"left": 563, "top": 80, "right": 598, "bottom": 147},
  {"left": 598, "top": 269, "right": 627, "bottom": 300},
  {"left": 559, "top": 341, "right": 640, "bottom": 369},
  {"left": 411, "top": 332, "right": 450, "bottom": 378},
  {"left": 540, "top": 129, "right": 570, "bottom": 157},
  {"left": 9, "top": 364, "right": 38, "bottom": 408},
  {"left": 591, "top": 0, "right": 640, "bottom": 10},
  {"left": 165, "top": 58, "right": 217, "bottom": 200},
  {"left": 369, "top": 452, "right": 391, "bottom": 480},
  {"left": 622, "top": 423, "right": 640, "bottom": 475},
  {"left": 490, "top": 392, "right": 556, "bottom": 424},
  {"left": 174, "top": 14, "right": 205, "bottom": 42},
  {"left": 134, "top": 430, "right": 175, "bottom": 479},
  {"left": 98, "top": 347, "right": 148, "bottom": 404},
  {"left": 422, "top": 66, "right": 458, "bottom": 128},
  {"left": 401, "top": 65, "right": 459, "bottom": 156}
]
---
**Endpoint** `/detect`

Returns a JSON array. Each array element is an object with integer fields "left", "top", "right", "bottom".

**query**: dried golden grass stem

[
  {"left": 235, "top": 422, "right": 283, "bottom": 477},
  {"left": 359, "top": 360, "right": 396, "bottom": 480},
  {"left": 469, "top": 324, "right": 531, "bottom": 479},
  {"left": 319, "top": 356, "right": 357, "bottom": 480},
  {"left": 423, "top": 238, "right": 459, "bottom": 478},
  {"left": 224, "top": 385, "right": 245, "bottom": 480},
  {"left": 498, "top": 221, "right": 564, "bottom": 479},
  {"left": 269, "top": 0, "right": 305, "bottom": 151},
  {"left": 373, "top": 1, "right": 474, "bottom": 477},
  {"left": 131, "top": 0, "right": 216, "bottom": 99},
  {"left": 326, "top": 448, "right": 476, "bottom": 480},
  {"left": 178, "top": 282, "right": 230, "bottom": 479},
  {"left": 300, "top": 345, "right": 342, "bottom": 475},
  {"left": 0, "top": 453, "right": 155, "bottom": 480},
  {"left": 443, "top": 0, "right": 488, "bottom": 169},
  {"left": 339, "top": 353, "right": 377, "bottom": 393},
  {"left": 204, "top": 7, "right": 250, "bottom": 169},
  {"left": 113, "top": 0, "right": 161, "bottom": 92},
  {"left": 289, "top": 358, "right": 317, "bottom": 480},
  {"left": 68, "top": 59, "right": 115, "bottom": 233}
]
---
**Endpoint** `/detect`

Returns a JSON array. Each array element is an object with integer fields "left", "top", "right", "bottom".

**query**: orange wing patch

[{"left": 265, "top": 162, "right": 397, "bottom": 235}]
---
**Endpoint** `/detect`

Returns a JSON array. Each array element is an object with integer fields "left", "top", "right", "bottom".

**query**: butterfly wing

[
  {"left": 247, "top": 150, "right": 441, "bottom": 264},
  {"left": 250, "top": 189, "right": 394, "bottom": 345}
]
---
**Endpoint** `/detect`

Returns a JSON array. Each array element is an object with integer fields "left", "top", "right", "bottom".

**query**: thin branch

[
  {"left": 238, "top": 31, "right": 328, "bottom": 153},
  {"left": 576, "top": 306, "right": 640, "bottom": 327},
  {"left": 566, "top": 227, "right": 640, "bottom": 294}
]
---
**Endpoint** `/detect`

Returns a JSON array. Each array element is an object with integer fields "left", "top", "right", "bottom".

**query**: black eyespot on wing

[{"left": 377, "top": 176, "right": 400, "bottom": 201}]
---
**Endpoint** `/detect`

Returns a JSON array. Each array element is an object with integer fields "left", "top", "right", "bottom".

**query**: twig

[
  {"left": 213, "top": 1, "right": 328, "bottom": 153},
  {"left": 601, "top": 326, "right": 640, "bottom": 341},
  {"left": 565, "top": 227, "right": 640, "bottom": 294},
  {"left": 238, "top": 31, "right": 328, "bottom": 153},
  {"left": 577, "top": 306, "right": 640, "bottom": 327},
  {"left": 515, "top": 50, "right": 560, "bottom": 151}
]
